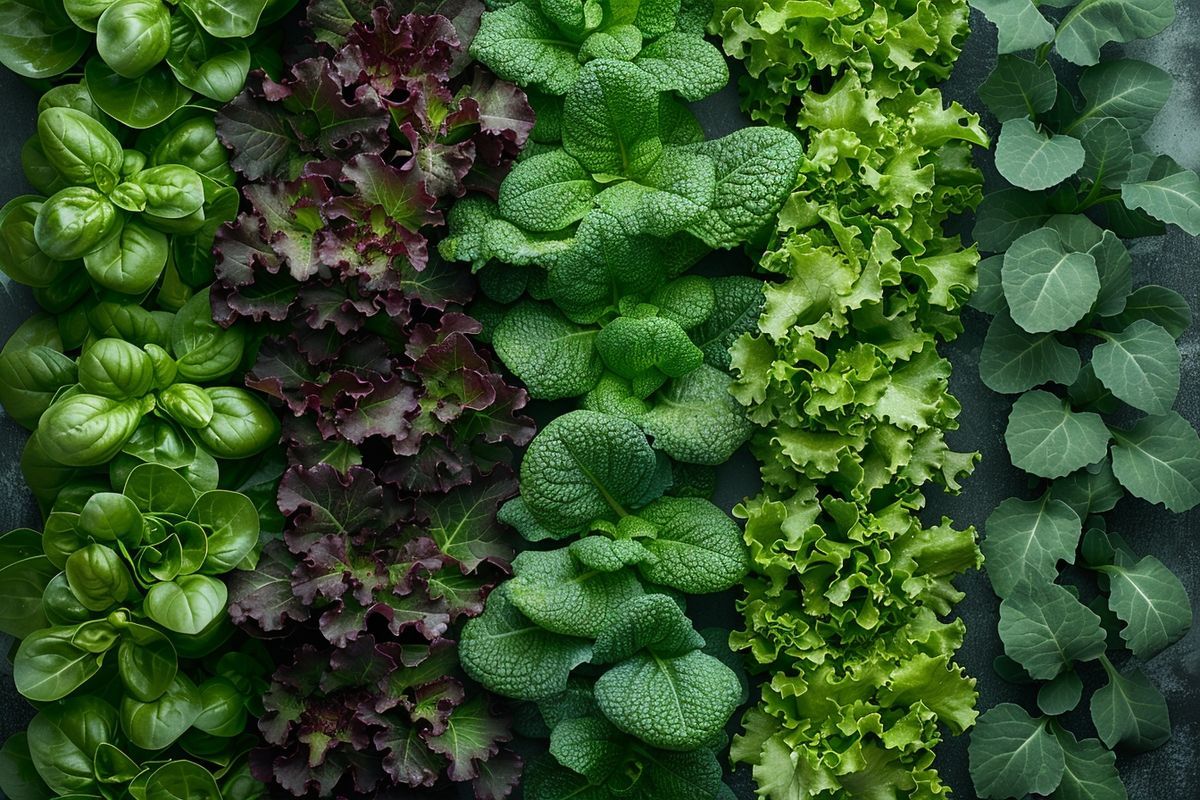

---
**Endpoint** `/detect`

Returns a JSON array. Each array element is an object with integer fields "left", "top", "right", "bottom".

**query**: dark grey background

[{"left": 1, "top": 9, "right": 1196, "bottom": 799}]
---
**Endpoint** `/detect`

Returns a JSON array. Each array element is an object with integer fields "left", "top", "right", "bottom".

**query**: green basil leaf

[
  {"left": 34, "top": 186, "right": 120, "bottom": 261},
  {"left": 65, "top": 542, "right": 134, "bottom": 611},
  {"left": 120, "top": 671, "right": 202, "bottom": 750},
  {"left": 166, "top": 12, "right": 252, "bottom": 103},
  {"left": 13, "top": 627, "right": 105, "bottom": 702},
  {"left": 0, "top": 344, "right": 78, "bottom": 428},
  {"left": 193, "top": 386, "right": 279, "bottom": 460},
  {"left": 96, "top": 0, "right": 171, "bottom": 79},
  {"left": 160, "top": 382, "right": 215, "bottom": 429},
  {"left": 26, "top": 695, "right": 117, "bottom": 794},
  {"left": 121, "top": 415, "right": 197, "bottom": 469},
  {"left": 82, "top": 217, "right": 170, "bottom": 294},
  {"left": 37, "top": 106, "right": 123, "bottom": 186},
  {"left": 0, "top": 530, "right": 57, "bottom": 638},
  {"left": 170, "top": 287, "right": 246, "bottom": 381},
  {"left": 0, "top": 196, "right": 74, "bottom": 288},
  {"left": 0, "top": 0, "right": 90, "bottom": 79},
  {"left": 152, "top": 116, "right": 235, "bottom": 184},
  {"left": 0, "top": 732, "right": 53, "bottom": 800},
  {"left": 78, "top": 337, "right": 156, "bottom": 399},
  {"left": 78, "top": 490, "right": 143, "bottom": 544},
  {"left": 144, "top": 573, "right": 227, "bottom": 635},
  {"left": 39, "top": 393, "right": 150, "bottom": 467},
  {"left": 122, "top": 462, "right": 199, "bottom": 515},
  {"left": 117, "top": 621, "right": 178, "bottom": 702},
  {"left": 143, "top": 759, "right": 222, "bottom": 800},
  {"left": 64, "top": 0, "right": 116, "bottom": 31},
  {"left": 85, "top": 57, "right": 192, "bottom": 130},
  {"left": 190, "top": 489, "right": 259, "bottom": 574}
]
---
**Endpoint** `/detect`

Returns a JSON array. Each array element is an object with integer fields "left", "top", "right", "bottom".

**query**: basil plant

[
  {"left": 0, "top": 105, "right": 238, "bottom": 299},
  {"left": 0, "top": 0, "right": 299, "bottom": 128},
  {"left": 0, "top": 290, "right": 279, "bottom": 511}
]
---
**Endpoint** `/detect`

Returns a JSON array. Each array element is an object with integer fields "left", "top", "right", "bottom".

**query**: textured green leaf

[
  {"left": 508, "top": 547, "right": 644, "bottom": 638},
  {"left": 1001, "top": 227, "right": 1099, "bottom": 333},
  {"left": 1110, "top": 412, "right": 1200, "bottom": 511},
  {"left": 470, "top": 1, "right": 580, "bottom": 94},
  {"left": 635, "top": 365, "right": 754, "bottom": 466},
  {"left": 493, "top": 301, "right": 603, "bottom": 400},
  {"left": 682, "top": 127, "right": 803, "bottom": 249},
  {"left": 636, "top": 496, "right": 748, "bottom": 594},
  {"left": 1121, "top": 169, "right": 1200, "bottom": 235},
  {"left": 563, "top": 60, "right": 662, "bottom": 177},
  {"left": 1055, "top": 0, "right": 1175, "bottom": 66},
  {"left": 1005, "top": 390, "right": 1111, "bottom": 479},
  {"left": 518, "top": 410, "right": 666, "bottom": 535},
  {"left": 459, "top": 585, "right": 593, "bottom": 701},
  {"left": 995, "top": 118, "right": 1085, "bottom": 192},
  {"left": 1091, "top": 320, "right": 1179, "bottom": 414},
  {"left": 1090, "top": 663, "right": 1170, "bottom": 751},
  {"left": 1100, "top": 555, "right": 1192, "bottom": 657},
  {"left": 968, "top": 703, "right": 1065, "bottom": 799},
  {"left": 635, "top": 32, "right": 728, "bottom": 102},
  {"left": 594, "top": 649, "right": 741, "bottom": 750},
  {"left": 1051, "top": 730, "right": 1127, "bottom": 800},
  {"left": 498, "top": 150, "right": 598, "bottom": 232},
  {"left": 979, "top": 55, "right": 1057, "bottom": 122},
  {"left": 980, "top": 312, "right": 1081, "bottom": 394},
  {"left": 999, "top": 581, "right": 1107, "bottom": 679},
  {"left": 592, "top": 593, "right": 707, "bottom": 662},
  {"left": 982, "top": 495, "right": 1082, "bottom": 598}
]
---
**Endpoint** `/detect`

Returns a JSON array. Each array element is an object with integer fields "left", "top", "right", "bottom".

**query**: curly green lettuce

[{"left": 717, "top": 11, "right": 988, "bottom": 798}]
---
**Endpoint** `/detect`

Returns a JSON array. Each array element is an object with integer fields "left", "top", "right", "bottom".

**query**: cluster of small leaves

[
  {"left": 0, "top": 0, "right": 298, "bottom": 129},
  {"left": 0, "top": 75, "right": 287, "bottom": 800},
  {"left": 232, "top": 465, "right": 524, "bottom": 797},
  {"left": 440, "top": 55, "right": 803, "bottom": 466},
  {"left": 459, "top": 410, "right": 749, "bottom": 800},
  {"left": 708, "top": 0, "right": 971, "bottom": 124},
  {"left": 213, "top": 3, "right": 537, "bottom": 796},
  {"left": 715, "top": 9, "right": 988, "bottom": 797},
  {"left": 966, "top": 7, "right": 1198, "bottom": 798},
  {"left": 470, "top": 0, "right": 728, "bottom": 99}
]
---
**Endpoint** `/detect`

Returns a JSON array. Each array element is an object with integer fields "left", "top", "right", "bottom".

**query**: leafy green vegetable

[{"left": 967, "top": 5, "right": 1197, "bottom": 796}]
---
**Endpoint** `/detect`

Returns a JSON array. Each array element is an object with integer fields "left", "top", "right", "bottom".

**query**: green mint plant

[
  {"left": 966, "top": 4, "right": 1198, "bottom": 798},
  {"left": 472, "top": 0, "right": 727, "bottom": 98},
  {"left": 442, "top": 57, "right": 802, "bottom": 464},
  {"left": 459, "top": 410, "right": 749, "bottom": 797},
  {"left": 0, "top": 0, "right": 299, "bottom": 127}
]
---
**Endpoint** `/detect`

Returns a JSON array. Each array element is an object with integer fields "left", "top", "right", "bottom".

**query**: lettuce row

[
  {"left": 708, "top": 0, "right": 970, "bottom": 125},
  {"left": 0, "top": 63, "right": 286, "bottom": 800},
  {"left": 210, "top": 3, "right": 540, "bottom": 796},
  {"left": 715, "top": 4, "right": 989, "bottom": 796},
  {"left": 963, "top": 6, "right": 1198, "bottom": 798}
]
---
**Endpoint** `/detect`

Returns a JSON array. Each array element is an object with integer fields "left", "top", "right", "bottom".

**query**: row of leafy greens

[
  {"left": 964, "top": 2, "right": 1197, "bottom": 797},
  {"left": 0, "top": 40, "right": 287, "bottom": 800},
  {"left": 209, "top": 1, "right": 541, "bottom": 797},
  {"left": 437, "top": 1, "right": 805, "bottom": 796},
  {"left": 710, "top": 0, "right": 989, "bottom": 796}
]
